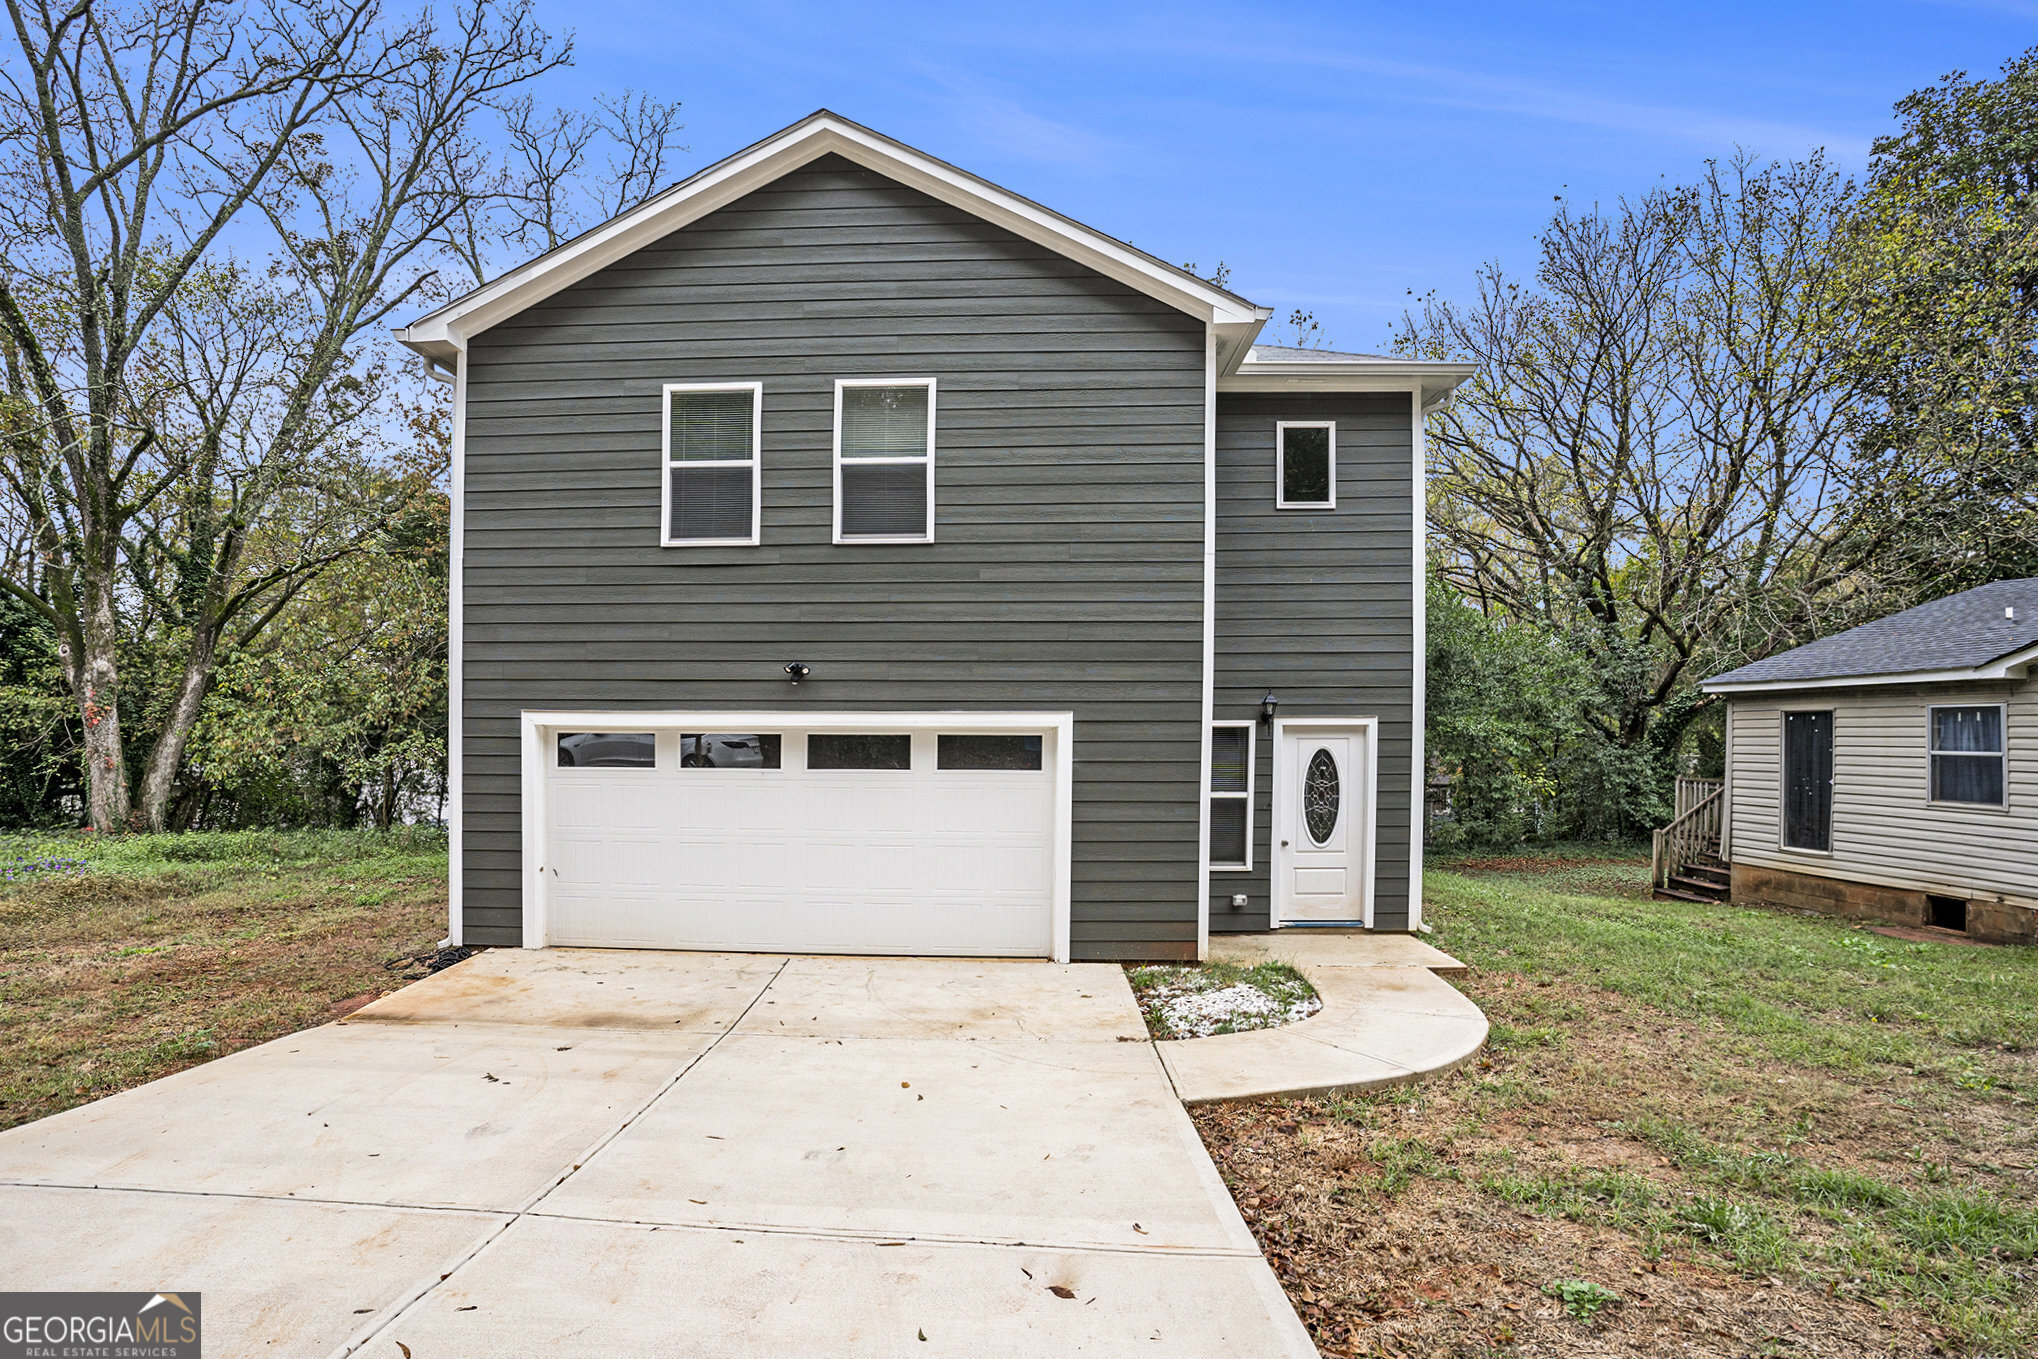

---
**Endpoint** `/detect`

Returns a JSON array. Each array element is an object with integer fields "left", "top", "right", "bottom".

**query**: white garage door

[{"left": 536, "top": 720, "right": 1060, "bottom": 957}]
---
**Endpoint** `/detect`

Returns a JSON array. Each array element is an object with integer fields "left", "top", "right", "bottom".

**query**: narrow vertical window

[
  {"left": 1210, "top": 722, "right": 1255, "bottom": 869},
  {"left": 1276, "top": 420, "right": 1335, "bottom": 509},
  {"left": 1930, "top": 705, "right": 2006, "bottom": 806},
  {"left": 836, "top": 379, "right": 934, "bottom": 542},
  {"left": 1782, "top": 710, "right": 1833, "bottom": 851},
  {"left": 663, "top": 383, "right": 761, "bottom": 546}
]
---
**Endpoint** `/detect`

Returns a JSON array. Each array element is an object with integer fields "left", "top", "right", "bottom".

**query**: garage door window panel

[
  {"left": 680, "top": 733, "right": 782, "bottom": 769},
  {"left": 663, "top": 383, "right": 761, "bottom": 547},
  {"left": 556, "top": 732, "right": 656, "bottom": 768},
  {"left": 835, "top": 379, "right": 934, "bottom": 543},
  {"left": 808, "top": 733, "right": 913, "bottom": 770},
  {"left": 937, "top": 734, "right": 1042, "bottom": 771}
]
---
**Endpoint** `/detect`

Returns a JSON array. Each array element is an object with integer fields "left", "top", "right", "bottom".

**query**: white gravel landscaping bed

[{"left": 1125, "top": 962, "right": 1322, "bottom": 1040}]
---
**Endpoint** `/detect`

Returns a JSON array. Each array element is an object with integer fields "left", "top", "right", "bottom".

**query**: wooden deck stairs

[{"left": 1652, "top": 778, "right": 1729, "bottom": 904}]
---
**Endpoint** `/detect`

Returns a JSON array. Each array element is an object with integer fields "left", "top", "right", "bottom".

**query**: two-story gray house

[{"left": 396, "top": 112, "right": 1470, "bottom": 962}]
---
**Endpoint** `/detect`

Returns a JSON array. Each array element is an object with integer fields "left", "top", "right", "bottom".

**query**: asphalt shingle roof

[{"left": 1706, "top": 578, "right": 2038, "bottom": 688}]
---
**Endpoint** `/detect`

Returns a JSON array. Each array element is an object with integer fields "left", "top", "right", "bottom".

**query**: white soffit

[
  {"left": 1221, "top": 356, "right": 1477, "bottom": 410},
  {"left": 395, "top": 110, "right": 1267, "bottom": 364}
]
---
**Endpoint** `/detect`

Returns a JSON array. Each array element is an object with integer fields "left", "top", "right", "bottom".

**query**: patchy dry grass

[
  {"left": 1193, "top": 855, "right": 2038, "bottom": 1358},
  {"left": 0, "top": 829, "right": 446, "bottom": 1130}
]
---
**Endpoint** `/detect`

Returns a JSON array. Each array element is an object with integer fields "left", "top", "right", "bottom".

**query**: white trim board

[
  {"left": 518, "top": 709, "right": 1075, "bottom": 963},
  {"left": 395, "top": 111, "right": 1268, "bottom": 366},
  {"left": 1268, "top": 716, "right": 1380, "bottom": 929},
  {"left": 446, "top": 351, "right": 468, "bottom": 946},
  {"left": 1409, "top": 389, "right": 1427, "bottom": 931},
  {"left": 1221, "top": 361, "right": 1475, "bottom": 408},
  {"left": 1196, "top": 326, "right": 1217, "bottom": 960}
]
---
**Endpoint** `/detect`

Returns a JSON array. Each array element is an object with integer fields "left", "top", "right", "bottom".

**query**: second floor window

[
  {"left": 836, "top": 379, "right": 935, "bottom": 543},
  {"left": 664, "top": 383, "right": 761, "bottom": 546},
  {"left": 1277, "top": 420, "right": 1335, "bottom": 509}
]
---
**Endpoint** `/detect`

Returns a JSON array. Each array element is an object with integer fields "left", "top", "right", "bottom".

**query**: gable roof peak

[{"left": 396, "top": 110, "right": 1269, "bottom": 367}]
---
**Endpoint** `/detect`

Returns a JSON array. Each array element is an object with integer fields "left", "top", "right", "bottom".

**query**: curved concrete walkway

[{"left": 1158, "top": 933, "right": 1488, "bottom": 1104}]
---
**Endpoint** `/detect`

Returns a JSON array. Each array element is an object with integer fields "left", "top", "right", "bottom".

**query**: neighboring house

[
  {"left": 395, "top": 111, "right": 1470, "bottom": 962},
  {"left": 1701, "top": 578, "right": 2038, "bottom": 945}
]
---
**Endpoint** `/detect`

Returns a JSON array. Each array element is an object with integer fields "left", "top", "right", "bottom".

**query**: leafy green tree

[
  {"left": 0, "top": 0, "right": 568, "bottom": 831},
  {"left": 1425, "top": 576, "right": 1588, "bottom": 847},
  {"left": 1402, "top": 154, "right": 1884, "bottom": 835},
  {"left": 0, "top": 592, "right": 75, "bottom": 823},
  {"left": 1836, "top": 47, "right": 2038, "bottom": 592},
  {"left": 183, "top": 408, "right": 447, "bottom": 829}
]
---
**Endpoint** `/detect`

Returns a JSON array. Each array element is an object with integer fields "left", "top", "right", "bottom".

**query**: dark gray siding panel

[
  {"left": 460, "top": 154, "right": 1207, "bottom": 958},
  {"left": 1209, "top": 393, "right": 1417, "bottom": 932}
]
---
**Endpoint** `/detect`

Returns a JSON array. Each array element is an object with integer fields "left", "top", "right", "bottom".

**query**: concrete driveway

[{"left": 0, "top": 949, "right": 1316, "bottom": 1357}]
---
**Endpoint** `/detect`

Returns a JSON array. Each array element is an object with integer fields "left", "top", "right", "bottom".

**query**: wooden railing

[{"left": 1653, "top": 778, "right": 1724, "bottom": 891}]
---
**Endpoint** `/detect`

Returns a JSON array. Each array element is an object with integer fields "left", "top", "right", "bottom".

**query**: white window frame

[
  {"left": 1927, "top": 702, "right": 2008, "bottom": 810},
  {"left": 1209, "top": 719, "right": 1256, "bottom": 871},
  {"left": 834, "top": 377, "right": 936, "bottom": 544},
  {"left": 1275, "top": 419, "right": 1337, "bottom": 510},
  {"left": 661, "top": 381, "right": 762, "bottom": 547}
]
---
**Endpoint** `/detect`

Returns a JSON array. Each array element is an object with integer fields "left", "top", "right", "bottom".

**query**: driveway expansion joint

[{"left": 331, "top": 957, "right": 792, "bottom": 1358}]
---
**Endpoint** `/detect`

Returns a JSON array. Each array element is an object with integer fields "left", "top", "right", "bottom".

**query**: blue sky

[{"left": 526, "top": 0, "right": 2036, "bottom": 350}]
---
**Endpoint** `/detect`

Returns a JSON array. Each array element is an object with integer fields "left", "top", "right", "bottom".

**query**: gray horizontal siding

[
  {"left": 460, "top": 154, "right": 1207, "bottom": 957},
  {"left": 1208, "top": 393, "right": 1418, "bottom": 932},
  {"left": 1726, "top": 677, "right": 2038, "bottom": 907}
]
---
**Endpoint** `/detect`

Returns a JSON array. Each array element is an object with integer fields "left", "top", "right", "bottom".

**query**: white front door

[{"left": 1273, "top": 721, "right": 1373, "bottom": 925}]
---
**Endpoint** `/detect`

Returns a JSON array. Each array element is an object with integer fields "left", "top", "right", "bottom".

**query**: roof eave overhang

[
  {"left": 1219, "top": 361, "right": 1476, "bottom": 411},
  {"left": 395, "top": 112, "right": 1266, "bottom": 358},
  {"left": 1703, "top": 640, "right": 2038, "bottom": 695}
]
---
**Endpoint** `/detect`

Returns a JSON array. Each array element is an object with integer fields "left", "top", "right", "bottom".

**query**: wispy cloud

[
  {"left": 910, "top": 69, "right": 1125, "bottom": 171},
  {"left": 1909, "top": 0, "right": 2038, "bottom": 19},
  {"left": 1145, "top": 29, "right": 1872, "bottom": 160}
]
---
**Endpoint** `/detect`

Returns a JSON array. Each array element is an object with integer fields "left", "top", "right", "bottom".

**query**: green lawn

[
  {"left": 0, "top": 829, "right": 446, "bottom": 1130},
  {"left": 1194, "top": 852, "right": 2038, "bottom": 1358}
]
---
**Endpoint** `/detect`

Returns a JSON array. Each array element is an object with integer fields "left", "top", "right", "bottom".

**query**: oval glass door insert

[{"left": 1304, "top": 748, "right": 1340, "bottom": 844}]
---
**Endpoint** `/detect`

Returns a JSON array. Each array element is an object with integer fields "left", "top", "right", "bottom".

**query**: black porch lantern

[{"left": 1259, "top": 692, "right": 1279, "bottom": 726}]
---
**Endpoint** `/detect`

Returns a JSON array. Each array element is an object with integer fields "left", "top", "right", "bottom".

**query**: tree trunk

[
  {"left": 59, "top": 579, "right": 131, "bottom": 832},
  {"left": 137, "top": 626, "right": 220, "bottom": 832}
]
